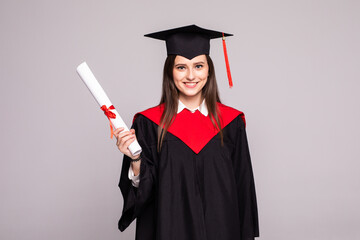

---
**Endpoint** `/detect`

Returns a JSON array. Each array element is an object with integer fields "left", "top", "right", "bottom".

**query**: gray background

[{"left": 1, "top": 0, "right": 359, "bottom": 239}]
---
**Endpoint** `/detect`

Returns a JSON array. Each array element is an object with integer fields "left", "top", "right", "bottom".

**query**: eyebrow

[{"left": 174, "top": 61, "right": 205, "bottom": 67}]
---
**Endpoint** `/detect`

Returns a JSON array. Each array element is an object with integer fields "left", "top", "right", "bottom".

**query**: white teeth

[{"left": 185, "top": 82, "right": 197, "bottom": 86}]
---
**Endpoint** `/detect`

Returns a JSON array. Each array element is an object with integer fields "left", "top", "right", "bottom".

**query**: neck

[{"left": 179, "top": 94, "right": 203, "bottom": 110}]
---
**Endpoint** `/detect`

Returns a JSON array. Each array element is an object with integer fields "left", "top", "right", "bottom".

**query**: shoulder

[
  {"left": 217, "top": 102, "right": 246, "bottom": 127},
  {"left": 132, "top": 103, "right": 164, "bottom": 126}
]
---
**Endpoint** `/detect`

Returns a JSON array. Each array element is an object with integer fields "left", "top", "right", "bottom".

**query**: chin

[{"left": 179, "top": 91, "right": 202, "bottom": 98}]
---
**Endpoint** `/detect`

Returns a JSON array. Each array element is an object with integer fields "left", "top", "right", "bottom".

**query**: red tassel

[{"left": 222, "top": 33, "right": 233, "bottom": 88}]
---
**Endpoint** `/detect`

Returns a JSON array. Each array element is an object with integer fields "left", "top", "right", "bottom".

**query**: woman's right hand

[{"left": 113, "top": 127, "right": 140, "bottom": 160}]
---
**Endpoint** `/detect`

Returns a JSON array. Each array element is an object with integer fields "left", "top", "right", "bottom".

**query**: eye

[
  {"left": 195, "top": 64, "right": 203, "bottom": 69},
  {"left": 176, "top": 66, "right": 186, "bottom": 70}
]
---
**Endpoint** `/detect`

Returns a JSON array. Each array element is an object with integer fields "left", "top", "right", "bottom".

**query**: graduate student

[{"left": 114, "top": 25, "right": 259, "bottom": 240}]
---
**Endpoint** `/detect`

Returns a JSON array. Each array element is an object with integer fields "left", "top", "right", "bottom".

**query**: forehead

[{"left": 174, "top": 54, "right": 207, "bottom": 64}]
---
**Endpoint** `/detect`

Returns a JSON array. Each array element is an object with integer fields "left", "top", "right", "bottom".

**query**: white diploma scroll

[{"left": 76, "top": 62, "right": 142, "bottom": 156}]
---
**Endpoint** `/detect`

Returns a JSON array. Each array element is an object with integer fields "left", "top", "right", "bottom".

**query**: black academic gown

[{"left": 118, "top": 102, "right": 259, "bottom": 240}]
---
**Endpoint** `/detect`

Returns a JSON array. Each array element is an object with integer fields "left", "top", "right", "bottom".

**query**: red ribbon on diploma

[{"left": 101, "top": 105, "right": 116, "bottom": 138}]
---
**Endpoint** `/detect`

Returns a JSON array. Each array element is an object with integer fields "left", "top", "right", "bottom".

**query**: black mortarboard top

[
  {"left": 144, "top": 24, "right": 232, "bottom": 59},
  {"left": 144, "top": 24, "right": 234, "bottom": 88}
]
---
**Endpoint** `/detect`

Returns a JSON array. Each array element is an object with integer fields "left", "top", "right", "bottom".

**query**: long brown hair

[{"left": 157, "top": 54, "right": 223, "bottom": 152}]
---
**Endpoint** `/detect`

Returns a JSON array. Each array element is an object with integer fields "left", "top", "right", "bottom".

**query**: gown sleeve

[
  {"left": 232, "top": 115, "right": 260, "bottom": 239},
  {"left": 118, "top": 115, "right": 157, "bottom": 232}
]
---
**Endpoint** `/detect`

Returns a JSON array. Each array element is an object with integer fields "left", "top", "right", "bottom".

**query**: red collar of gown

[{"left": 133, "top": 102, "right": 245, "bottom": 154}]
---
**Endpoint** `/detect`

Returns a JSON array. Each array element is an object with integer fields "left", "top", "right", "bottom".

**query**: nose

[{"left": 186, "top": 68, "right": 195, "bottom": 81}]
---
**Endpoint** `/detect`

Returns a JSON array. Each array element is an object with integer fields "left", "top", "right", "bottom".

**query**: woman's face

[{"left": 173, "top": 54, "right": 209, "bottom": 103}]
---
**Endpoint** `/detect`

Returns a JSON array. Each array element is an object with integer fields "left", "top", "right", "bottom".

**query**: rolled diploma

[{"left": 76, "top": 62, "right": 142, "bottom": 156}]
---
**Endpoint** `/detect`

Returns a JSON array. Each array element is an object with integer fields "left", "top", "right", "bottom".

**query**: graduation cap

[{"left": 144, "top": 24, "right": 234, "bottom": 88}]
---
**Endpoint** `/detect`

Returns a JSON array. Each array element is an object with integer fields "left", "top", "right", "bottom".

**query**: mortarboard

[{"left": 144, "top": 24, "right": 234, "bottom": 88}]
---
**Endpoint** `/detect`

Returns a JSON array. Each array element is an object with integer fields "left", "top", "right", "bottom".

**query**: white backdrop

[{"left": 1, "top": 0, "right": 359, "bottom": 239}]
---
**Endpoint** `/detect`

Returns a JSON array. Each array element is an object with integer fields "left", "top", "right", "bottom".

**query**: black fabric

[
  {"left": 166, "top": 33, "right": 210, "bottom": 60},
  {"left": 118, "top": 114, "right": 259, "bottom": 240},
  {"left": 144, "top": 24, "right": 233, "bottom": 60}
]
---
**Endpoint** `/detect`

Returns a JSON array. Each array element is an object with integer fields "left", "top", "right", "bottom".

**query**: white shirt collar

[{"left": 177, "top": 99, "right": 208, "bottom": 116}]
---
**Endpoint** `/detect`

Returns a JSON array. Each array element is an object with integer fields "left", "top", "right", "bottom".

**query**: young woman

[{"left": 114, "top": 25, "right": 259, "bottom": 240}]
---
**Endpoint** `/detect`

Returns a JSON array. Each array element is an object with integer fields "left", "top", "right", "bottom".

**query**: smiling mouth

[{"left": 184, "top": 82, "right": 199, "bottom": 86}]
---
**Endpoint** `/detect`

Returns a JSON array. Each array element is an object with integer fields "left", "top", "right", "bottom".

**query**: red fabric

[
  {"left": 133, "top": 103, "right": 245, "bottom": 154},
  {"left": 101, "top": 105, "right": 116, "bottom": 138},
  {"left": 222, "top": 33, "right": 233, "bottom": 88}
]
